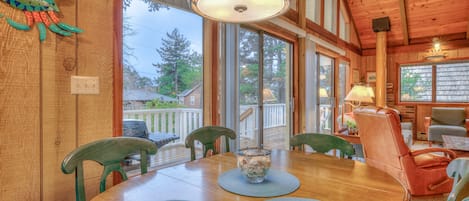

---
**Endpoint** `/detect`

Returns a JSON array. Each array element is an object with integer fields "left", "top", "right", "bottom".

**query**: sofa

[{"left": 425, "top": 107, "right": 469, "bottom": 146}]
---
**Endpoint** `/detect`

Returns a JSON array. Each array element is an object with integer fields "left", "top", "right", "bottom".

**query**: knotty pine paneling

[
  {"left": 41, "top": 0, "right": 78, "bottom": 199},
  {"left": 77, "top": 0, "right": 115, "bottom": 200},
  {"left": 0, "top": 2, "right": 41, "bottom": 201},
  {"left": 361, "top": 47, "right": 469, "bottom": 140},
  {"left": 0, "top": 1, "right": 116, "bottom": 200}
]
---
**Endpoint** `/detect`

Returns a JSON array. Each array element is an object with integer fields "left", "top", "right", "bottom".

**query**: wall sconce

[
  {"left": 425, "top": 37, "right": 446, "bottom": 60},
  {"left": 191, "top": 0, "right": 290, "bottom": 23}
]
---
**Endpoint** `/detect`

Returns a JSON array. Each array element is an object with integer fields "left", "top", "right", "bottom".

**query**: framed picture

[
  {"left": 352, "top": 70, "right": 360, "bottom": 83},
  {"left": 366, "top": 72, "right": 376, "bottom": 83}
]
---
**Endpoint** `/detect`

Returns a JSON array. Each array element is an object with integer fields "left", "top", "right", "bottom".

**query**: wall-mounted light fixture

[
  {"left": 425, "top": 37, "right": 447, "bottom": 60},
  {"left": 191, "top": 0, "right": 290, "bottom": 23}
]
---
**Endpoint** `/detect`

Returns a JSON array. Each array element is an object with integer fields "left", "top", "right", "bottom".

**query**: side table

[{"left": 334, "top": 132, "right": 363, "bottom": 159}]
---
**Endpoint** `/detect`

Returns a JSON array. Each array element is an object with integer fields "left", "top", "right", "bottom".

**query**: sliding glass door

[
  {"left": 238, "top": 28, "right": 292, "bottom": 150},
  {"left": 317, "top": 54, "right": 334, "bottom": 134}
]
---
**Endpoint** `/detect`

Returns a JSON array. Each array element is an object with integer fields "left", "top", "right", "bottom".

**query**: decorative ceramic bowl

[{"left": 236, "top": 148, "right": 271, "bottom": 183}]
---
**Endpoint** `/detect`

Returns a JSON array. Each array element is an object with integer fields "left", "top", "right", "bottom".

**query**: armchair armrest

[
  {"left": 411, "top": 148, "right": 457, "bottom": 159},
  {"left": 424, "top": 117, "right": 431, "bottom": 133}
]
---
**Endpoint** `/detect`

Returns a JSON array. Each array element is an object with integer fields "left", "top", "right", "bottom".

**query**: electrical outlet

[{"left": 71, "top": 76, "right": 100, "bottom": 94}]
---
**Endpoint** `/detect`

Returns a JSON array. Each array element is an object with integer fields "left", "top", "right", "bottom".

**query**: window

[
  {"left": 306, "top": 0, "right": 321, "bottom": 24},
  {"left": 122, "top": 0, "right": 203, "bottom": 170},
  {"left": 190, "top": 95, "right": 195, "bottom": 105},
  {"left": 339, "top": 7, "right": 349, "bottom": 41},
  {"left": 400, "top": 65, "right": 432, "bottom": 102},
  {"left": 436, "top": 63, "right": 469, "bottom": 102},
  {"left": 399, "top": 62, "right": 469, "bottom": 103},
  {"left": 324, "top": 0, "right": 337, "bottom": 34},
  {"left": 237, "top": 28, "right": 292, "bottom": 150}
]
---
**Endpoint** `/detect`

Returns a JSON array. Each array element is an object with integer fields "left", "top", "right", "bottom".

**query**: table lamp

[{"left": 344, "top": 84, "right": 374, "bottom": 108}]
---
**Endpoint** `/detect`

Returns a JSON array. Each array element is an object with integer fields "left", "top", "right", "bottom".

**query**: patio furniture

[
  {"left": 123, "top": 119, "right": 180, "bottom": 148},
  {"left": 446, "top": 157, "right": 469, "bottom": 201},
  {"left": 425, "top": 107, "right": 469, "bottom": 146},
  {"left": 185, "top": 126, "right": 236, "bottom": 161},
  {"left": 61, "top": 137, "right": 157, "bottom": 201},
  {"left": 354, "top": 106, "right": 457, "bottom": 196},
  {"left": 290, "top": 133, "right": 355, "bottom": 158}
]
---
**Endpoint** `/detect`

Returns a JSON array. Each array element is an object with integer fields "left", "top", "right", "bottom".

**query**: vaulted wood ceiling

[{"left": 346, "top": 0, "right": 469, "bottom": 50}]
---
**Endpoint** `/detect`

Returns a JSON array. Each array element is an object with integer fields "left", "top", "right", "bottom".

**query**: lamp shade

[
  {"left": 345, "top": 85, "right": 374, "bottom": 103},
  {"left": 319, "top": 88, "right": 328, "bottom": 97},
  {"left": 191, "top": 0, "right": 290, "bottom": 23},
  {"left": 263, "top": 88, "right": 277, "bottom": 102}
]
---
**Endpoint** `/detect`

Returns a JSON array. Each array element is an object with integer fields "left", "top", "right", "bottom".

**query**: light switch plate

[{"left": 71, "top": 76, "right": 99, "bottom": 94}]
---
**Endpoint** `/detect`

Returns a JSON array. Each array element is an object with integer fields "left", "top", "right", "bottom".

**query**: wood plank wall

[
  {"left": 0, "top": 0, "right": 115, "bottom": 200},
  {"left": 361, "top": 47, "right": 469, "bottom": 139}
]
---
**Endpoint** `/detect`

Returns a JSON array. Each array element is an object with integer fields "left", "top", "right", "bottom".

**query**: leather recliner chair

[{"left": 354, "top": 106, "right": 456, "bottom": 196}]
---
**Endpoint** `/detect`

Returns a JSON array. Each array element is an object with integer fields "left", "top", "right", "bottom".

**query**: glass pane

[
  {"left": 339, "top": 10, "right": 349, "bottom": 41},
  {"left": 262, "top": 34, "right": 291, "bottom": 150},
  {"left": 239, "top": 28, "right": 260, "bottom": 149},
  {"left": 319, "top": 55, "right": 334, "bottom": 134},
  {"left": 337, "top": 62, "right": 347, "bottom": 129},
  {"left": 324, "top": 0, "right": 337, "bottom": 33},
  {"left": 436, "top": 63, "right": 469, "bottom": 102},
  {"left": 306, "top": 0, "right": 321, "bottom": 24},
  {"left": 123, "top": 1, "right": 203, "bottom": 171},
  {"left": 400, "top": 65, "right": 432, "bottom": 102}
]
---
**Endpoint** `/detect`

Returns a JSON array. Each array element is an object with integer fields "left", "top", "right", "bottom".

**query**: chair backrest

[
  {"left": 61, "top": 137, "right": 157, "bottom": 201},
  {"left": 447, "top": 158, "right": 469, "bottom": 201},
  {"left": 353, "top": 106, "right": 410, "bottom": 180},
  {"left": 432, "top": 107, "right": 466, "bottom": 127},
  {"left": 123, "top": 119, "right": 149, "bottom": 139},
  {"left": 290, "top": 133, "right": 355, "bottom": 158},
  {"left": 185, "top": 126, "right": 236, "bottom": 161}
]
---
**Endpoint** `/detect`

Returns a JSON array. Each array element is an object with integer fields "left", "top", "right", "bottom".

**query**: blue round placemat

[
  {"left": 266, "top": 197, "right": 319, "bottom": 201},
  {"left": 218, "top": 169, "right": 300, "bottom": 197}
]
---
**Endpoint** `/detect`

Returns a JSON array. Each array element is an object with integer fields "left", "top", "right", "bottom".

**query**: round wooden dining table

[{"left": 91, "top": 149, "right": 409, "bottom": 201}]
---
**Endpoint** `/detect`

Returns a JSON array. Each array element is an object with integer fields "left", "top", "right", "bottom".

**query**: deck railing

[
  {"left": 123, "top": 104, "right": 288, "bottom": 144},
  {"left": 124, "top": 108, "right": 202, "bottom": 144}
]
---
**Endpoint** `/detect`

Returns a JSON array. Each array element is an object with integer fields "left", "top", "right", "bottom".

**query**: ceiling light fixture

[{"left": 191, "top": 0, "right": 290, "bottom": 23}]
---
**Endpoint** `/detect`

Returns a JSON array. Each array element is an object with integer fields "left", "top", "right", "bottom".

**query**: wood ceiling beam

[
  {"left": 399, "top": 0, "right": 409, "bottom": 45},
  {"left": 362, "top": 38, "right": 469, "bottom": 56},
  {"left": 343, "top": 0, "right": 362, "bottom": 49}
]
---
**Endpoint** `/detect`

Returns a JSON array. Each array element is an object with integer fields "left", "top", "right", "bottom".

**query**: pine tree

[{"left": 154, "top": 28, "right": 201, "bottom": 97}]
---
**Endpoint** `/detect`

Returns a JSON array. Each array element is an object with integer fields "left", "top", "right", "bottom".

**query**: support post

[{"left": 372, "top": 17, "right": 390, "bottom": 107}]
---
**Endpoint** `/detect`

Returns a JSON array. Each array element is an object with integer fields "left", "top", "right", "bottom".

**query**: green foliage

[
  {"left": 153, "top": 28, "right": 202, "bottom": 97},
  {"left": 238, "top": 29, "right": 288, "bottom": 104},
  {"left": 400, "top": 69, "right": 422, "bottom": 101},
  {"left": 123, "top": 0, "right": 168, "bottom": 11},
  {"left": 145, "top": 100, "right": 185, "bottom": 109}
]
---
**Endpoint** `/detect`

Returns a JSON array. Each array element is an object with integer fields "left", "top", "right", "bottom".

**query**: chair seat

[
  {"left": 428, "top": 125, "right": 467, "bottom": 142},
  {"left": 414, "top": 153, "right": 452, "bottom": 168}
]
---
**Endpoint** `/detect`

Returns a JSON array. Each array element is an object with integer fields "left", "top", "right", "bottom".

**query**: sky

[{"left": 124, "top": 1, "right": 203, "bottom": 79}]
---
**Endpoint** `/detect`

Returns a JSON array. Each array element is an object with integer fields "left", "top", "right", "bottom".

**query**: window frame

[{"left": 397, "top": 60, "right": 469, "bottom": 105}]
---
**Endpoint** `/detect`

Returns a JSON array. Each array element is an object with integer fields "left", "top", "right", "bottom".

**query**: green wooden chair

[
  {"left": 185, "top": 126, "right": 236, "bottom": 161},
  {"left": 290, "top": 133, "right": 355, "bottom": 158},
  {"left": 61, "top": 137, "right": 157, "bottom": 201},
  {"left": 447, "top": 157, "right": 469, "bottom": 201}
]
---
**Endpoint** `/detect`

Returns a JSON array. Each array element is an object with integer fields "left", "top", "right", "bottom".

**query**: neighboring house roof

[
  {"left": 124, "top": 89, "right": 177, "bottom": 102},
  {"left": 177, "top": 83, "right": 201, "bottom": 97}
]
